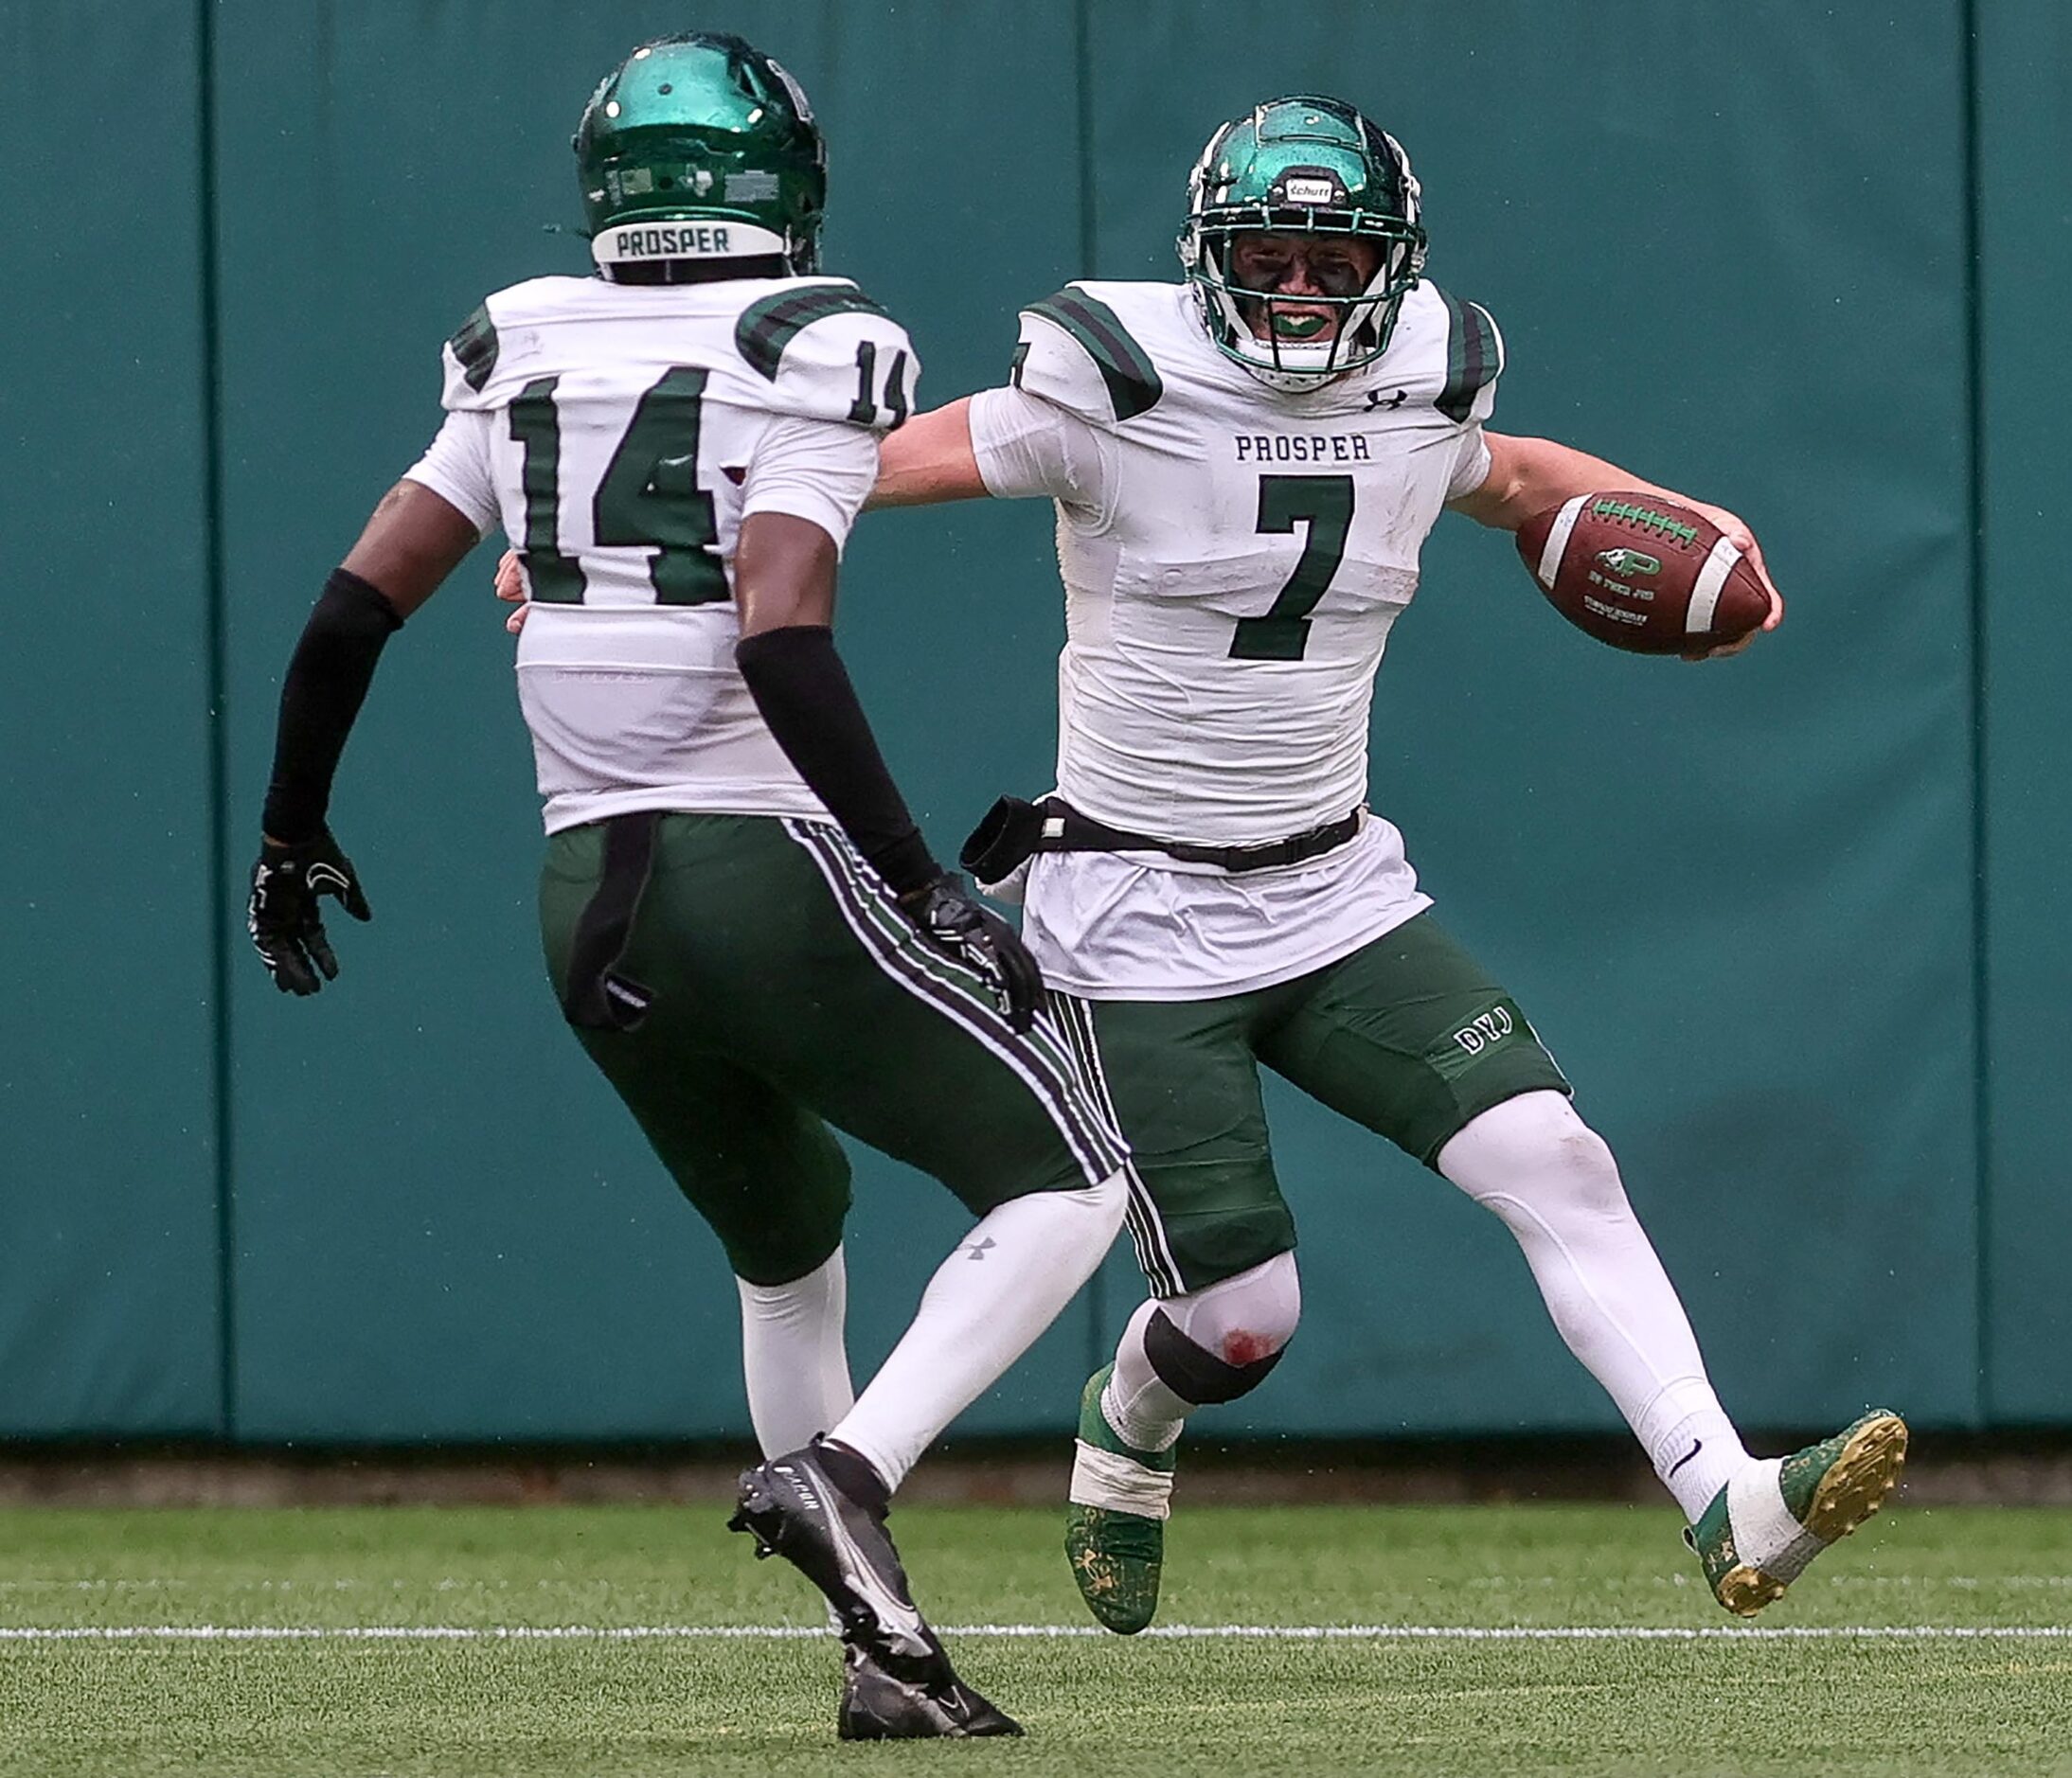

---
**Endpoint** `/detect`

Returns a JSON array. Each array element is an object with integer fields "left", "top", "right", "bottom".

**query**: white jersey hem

[
  {"left": 541, "top": 790, "right": 835, "bottom": 837},
  {"left": 1034, "top": 892, "right": 1432, "bottom": 1002}
]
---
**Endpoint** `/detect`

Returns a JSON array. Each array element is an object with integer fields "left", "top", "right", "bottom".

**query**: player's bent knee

[
  {"left": 1143, "top": 1307, "right": 1288, "bottom": 1404},
  {"left": 1001, "top": 1166, "right": 1129, "bottom": 1237},
  {"left": 1140, "top": 1251, "right": 1301, "bottom": 1406},
  {"left": 1086, "top": 1166, "right": 1132, "bottom": 1238},
  {"left": 1553, "top": 1125, "right": 1626, "bottom": 1214},
  {"left": 1441, "top": 1091, "right": 1633, "bottom": 1221}
]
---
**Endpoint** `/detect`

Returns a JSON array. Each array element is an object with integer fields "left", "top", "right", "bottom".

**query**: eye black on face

[
  {"left": 1309, "top": 253, "right": 1366, "bottom": 296},
  {"left": 1231, "top": 240, "right": 1293, "bottom": 284}
]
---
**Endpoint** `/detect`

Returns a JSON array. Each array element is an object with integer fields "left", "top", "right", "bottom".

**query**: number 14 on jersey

[{"left": 508, "top": 366, "right": 727, "bottom": 606}]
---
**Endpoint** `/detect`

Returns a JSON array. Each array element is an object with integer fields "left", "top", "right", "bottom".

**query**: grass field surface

[{"left": 1, "top": 1500, "right": 2066, "bottom": 1776}]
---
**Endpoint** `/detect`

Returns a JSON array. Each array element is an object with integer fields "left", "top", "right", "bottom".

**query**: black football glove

[
  {"left": 247, "top": 830, "right": 371, "bottom": 995},
  {"left": 899, "top": 873, "right": 1045, "bottom": 1034}
]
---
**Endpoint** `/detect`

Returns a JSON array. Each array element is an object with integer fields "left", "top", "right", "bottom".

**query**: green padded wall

[
  {"left": 0, "top": 1, "right": 225, "bottom": 1434},
  {"left": 0, "top": 0, "right": 2061, "bottom": 1442},
  {"left": 1976, "top": 0, "right": 2072, "bottom": 1422}
]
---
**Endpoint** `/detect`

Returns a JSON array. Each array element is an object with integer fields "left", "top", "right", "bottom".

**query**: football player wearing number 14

[
  {"left": 872, "top": 96, "right": 1908, "bottom": 1628},
  {"left": 245, "top": 33, "right": 1134, "bottom": 1738}
]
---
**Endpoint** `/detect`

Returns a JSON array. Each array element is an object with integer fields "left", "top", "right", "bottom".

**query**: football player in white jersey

[
  {"left": 859, "top": 96, "right": 1908, "bottom": 1631},
  {"left": 245, "top": 34, "right": 1133, "bottom": 1738}
]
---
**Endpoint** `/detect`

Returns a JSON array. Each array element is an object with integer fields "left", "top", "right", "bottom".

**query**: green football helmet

[
  {"left": 574, "top": 33, "right": 826, "bottom": 279},
  {"left": 1177, "top": 95, "right": 1427, "bottom": 389}
]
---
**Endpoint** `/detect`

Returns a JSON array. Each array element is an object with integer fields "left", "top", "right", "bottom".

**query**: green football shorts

[
  {"left": 539, "top": 812, "right": 1127, "bottom": 1287},
  {"left": 1052, "top": 911, "right": 1570, "bottom": 1296}
]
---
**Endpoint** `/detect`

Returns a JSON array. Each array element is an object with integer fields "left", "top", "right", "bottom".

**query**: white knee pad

[
  {"left": 1135, "top": 1252, "right": 1302, "bottom": 1404},
  {"left": 1163, "top": 1251, "right": 1303, "bottom": 1356}
]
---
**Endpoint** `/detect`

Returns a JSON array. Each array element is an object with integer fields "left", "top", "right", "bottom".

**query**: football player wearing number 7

[
  {"left": 245, "top": 33, "right": 1135, "bottom": 1739},
  {"left": 874, "top": 96, "right": 1906, "bottom": 1628}
]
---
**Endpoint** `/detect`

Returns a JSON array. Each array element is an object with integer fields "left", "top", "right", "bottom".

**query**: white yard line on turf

[{"left": 0, "top": 1624, "right": 2068, "bottom": 1642}]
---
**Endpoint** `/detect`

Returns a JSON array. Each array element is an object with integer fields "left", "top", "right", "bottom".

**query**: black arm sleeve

[
  {"left": 734, "top": 625, "right": 940, "bottom": 897},
  {"left": 260, "top": 567, "right": 404, "bottom": 844}
]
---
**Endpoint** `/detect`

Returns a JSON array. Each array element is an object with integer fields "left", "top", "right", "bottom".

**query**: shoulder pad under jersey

[
  {"left": 1012, "top": 283, "right": 1166, "bottom": 426},
  {"left": 435, "top": 276, "right": 589, "bottom": 411},
  {"left": 439, "top": 299, "right": 504, "bottom": 409},
  {"left": 1422, "top": 285, "right": 1505, "bottom": 424},
  {"left": 732, "top": 280, "right": 920, "bottom": 431}
]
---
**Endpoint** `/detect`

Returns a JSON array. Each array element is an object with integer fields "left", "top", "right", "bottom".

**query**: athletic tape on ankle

[
  {"left": 1069, "top": 1441, "right": 1175, "bottom": 1520},
  {"left": 1726, "top": 1458, "right": 1826, "bottom": 1580}
]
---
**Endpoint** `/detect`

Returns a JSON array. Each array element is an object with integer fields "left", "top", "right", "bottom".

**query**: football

[{"left": 1516, "top": 491, "right": 1770, "bottom": 655}]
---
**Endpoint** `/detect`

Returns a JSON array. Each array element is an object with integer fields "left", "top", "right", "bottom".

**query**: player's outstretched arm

[
  {"left": 1451, "top": 431, "right": 1783, "bottom": 654},
  {"left": 248, "top": 481, "right": 480, "bottom": 995},
  {"left": 866, "top": 399, "right": 991, "bottom": 508}
]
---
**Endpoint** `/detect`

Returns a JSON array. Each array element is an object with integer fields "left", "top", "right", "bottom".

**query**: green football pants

[
  {"left": 539, "top": 812, "right": 1127, "bottom": 1287},
  {"left": 1062, "top": 911, "right": 1570, "bottom": 1295}
]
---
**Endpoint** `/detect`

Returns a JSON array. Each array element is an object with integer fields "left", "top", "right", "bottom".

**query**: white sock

[
  {"left": 831, "top": 1170, "right": 1128, "bottom": 1492},
  {"left": 1104, "top": 1298, "right": 1192, "bottom": 1452},
  {"left": 736, "top": 1247, "right": 854, "bottom": 1459},
  {"left": 1437, "top": 1092, "right": 1753, "bottom": 1521},
  {"left": 1636, "top": 1383, "right": 1747, "bottom": 1520}
]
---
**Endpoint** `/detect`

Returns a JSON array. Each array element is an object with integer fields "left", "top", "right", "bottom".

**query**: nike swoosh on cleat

[
  {"left": 823, "top": 1507, "right": 930, "bottom": 1657},
  {"left": 1667, "top": 1439, "right": 1705, "bottom": 1478}
]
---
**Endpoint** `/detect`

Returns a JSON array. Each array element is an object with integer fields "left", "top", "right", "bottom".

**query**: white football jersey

[
  {"left": 968, "top": 277, "right": 1501, "bottom": 998},
  {"left": 403, "top": 274, "right": 920, "bottom": 833}
]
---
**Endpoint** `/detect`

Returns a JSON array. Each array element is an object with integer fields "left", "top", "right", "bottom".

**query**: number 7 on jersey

[{"left": 1228, "top": 473, "right": 1354, "bottom": 663}]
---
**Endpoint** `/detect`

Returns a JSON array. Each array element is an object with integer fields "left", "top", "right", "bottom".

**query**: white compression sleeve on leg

[
  {"left": 1436, "top": 1091, "right": 1751, "bottom": 1521},
  {"left": 1105, "top": 1252, "right": 1303, "bottom": 1452},
  {"left": 830, "top": 1170, "right": 1129, "bottom": 1493},
  {"left": 736, "top": 1247, "right": 855, "bottom": 1459}
]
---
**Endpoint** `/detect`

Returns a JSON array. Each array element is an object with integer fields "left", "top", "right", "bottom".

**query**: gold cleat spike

[{"left": 1803, "top": 1412, "right": 1908, "bottom": 1543}]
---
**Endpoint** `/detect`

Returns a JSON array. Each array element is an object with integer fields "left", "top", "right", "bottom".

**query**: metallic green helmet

[
  {"left": 574, "top": 33, "right": 826, "bottom": 279},
  {"left": 1177, "top": 95, "right": 1427, "bottom": 389}
]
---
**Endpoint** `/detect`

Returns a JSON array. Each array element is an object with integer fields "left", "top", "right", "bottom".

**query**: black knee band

[{"left": 1143, "top": 1307, "right": 1287, "bottom": 1406}]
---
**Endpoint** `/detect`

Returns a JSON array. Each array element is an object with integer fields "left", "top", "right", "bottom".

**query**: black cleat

[
  {"left": 838, "top": 1642, "right": 1023, "bottom": 1740},
  {"left": 730, "top": 1441, "right": 1023, "bottom": 1739}
]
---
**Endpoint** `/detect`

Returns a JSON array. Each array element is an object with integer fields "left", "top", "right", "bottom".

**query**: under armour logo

[
  {"left": 960, "top": 1237, "right": 996, "bottom": 1261},
  {"left": 1366, "top": 387, "right": 1407, "bottom": 411}
]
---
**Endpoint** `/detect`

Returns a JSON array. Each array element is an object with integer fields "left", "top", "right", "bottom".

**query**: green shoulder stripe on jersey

[
  {"left": 735, "top": 285, "right": 891, "bottom": 382},
  {"left": 1025, "top": 288, "right": 1163, "bottom": 422},
  {"left": 448, "top": 305, "right": 499, "bottom": 392},
  {"left": 1434, "top": 290, "right": 1499, "bottom": 423}
]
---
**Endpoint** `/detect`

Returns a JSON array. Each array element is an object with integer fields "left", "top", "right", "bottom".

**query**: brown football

[{"left": 1515, "top": 491, "right": 1770, "bottom": 655}]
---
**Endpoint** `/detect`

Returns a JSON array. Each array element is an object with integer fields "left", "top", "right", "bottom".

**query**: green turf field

[{"left": 0, "top": 1500, "right": 2066, "bottom": 1776}]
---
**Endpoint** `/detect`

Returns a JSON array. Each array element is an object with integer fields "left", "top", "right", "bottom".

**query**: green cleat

[
  {"left": 1064, "top": 1364, "right": 1177, "bottom": 1635},
  {"left": 1686, "top": 1409, "right": 1908, "bottom": 1615}
]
